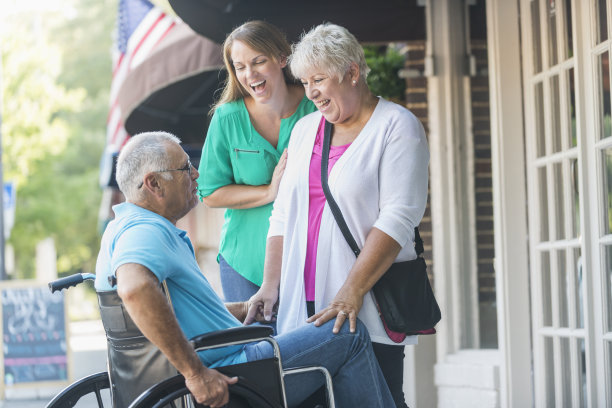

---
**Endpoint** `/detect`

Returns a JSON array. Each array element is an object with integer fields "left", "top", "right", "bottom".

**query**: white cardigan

[{"left": 268, "top": 98, "right": 430, "bottom": 345}]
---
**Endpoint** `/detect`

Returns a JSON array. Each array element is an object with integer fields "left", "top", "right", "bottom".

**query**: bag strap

[
  {"left": 320, "top": 119, "right": 423, "bottom": 258},
  {"left": 320, "top": 120, "right": 360, "bottom": 257}
]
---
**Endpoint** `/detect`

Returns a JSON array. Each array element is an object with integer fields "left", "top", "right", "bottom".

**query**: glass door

[
  {"left": 592, "top": 0, "right": 612, "bottom": 404},
  {"left": 521, "top": 0, "right": 588, "bottom": 406}
]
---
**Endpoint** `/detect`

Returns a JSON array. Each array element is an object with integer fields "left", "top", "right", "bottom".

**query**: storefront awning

[
  {"left": 116, "top": 21, "right": 226, "bottom": 147},
  {"left": 167, "top": 0, "right": 425, "bottom": 44}
]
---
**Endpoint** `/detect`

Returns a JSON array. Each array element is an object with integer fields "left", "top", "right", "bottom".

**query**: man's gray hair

[
  {"left": 116, "top": 131, "right": 182, "bottom": 201},
  {"left": 289, "top": 23, "right": 370, "bottom": 82}
]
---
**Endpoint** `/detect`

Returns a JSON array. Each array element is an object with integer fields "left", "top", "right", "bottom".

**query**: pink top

[{"left": 304, "top": 118, "right": 351, "bottom": 301}]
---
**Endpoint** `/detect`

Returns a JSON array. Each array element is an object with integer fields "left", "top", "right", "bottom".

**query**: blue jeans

[
  {"left": 244, "top": 319, "right": 394, "bottom": 408},
  {"left": 306, "top": 301, "right": 408, "bottom": 408},
  {"left": 218, "top": 254, "right": 260, "bottom": 302}
]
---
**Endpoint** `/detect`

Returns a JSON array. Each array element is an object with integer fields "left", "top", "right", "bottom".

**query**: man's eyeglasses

[{"left": 137, "top": 159, "right": 193, "bottom": 189}]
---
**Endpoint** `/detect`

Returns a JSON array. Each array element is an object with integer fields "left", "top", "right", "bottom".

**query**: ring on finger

[{"left": 339, "top": 310, "right": 348, "bottom": 317}]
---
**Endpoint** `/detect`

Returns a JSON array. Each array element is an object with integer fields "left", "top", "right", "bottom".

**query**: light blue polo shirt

[{"left": 95, "top": 202, "right": 247, "bottom": 367}]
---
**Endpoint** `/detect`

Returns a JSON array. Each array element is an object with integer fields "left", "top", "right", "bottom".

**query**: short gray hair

[
  {"left": 289, "top": 23, "right": 370, "bottom": 83},
  {"left": 116, "top": 131, "right": 182, "bottom": 201}
]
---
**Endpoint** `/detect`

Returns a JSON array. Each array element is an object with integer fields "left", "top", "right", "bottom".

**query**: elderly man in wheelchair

[{"left": 87, "top": 131, "right": 394, "bottom": 408}]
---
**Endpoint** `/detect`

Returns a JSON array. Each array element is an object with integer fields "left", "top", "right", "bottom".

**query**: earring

[{"left": 352, "top": 80, "right": 357, "bottom": 86}]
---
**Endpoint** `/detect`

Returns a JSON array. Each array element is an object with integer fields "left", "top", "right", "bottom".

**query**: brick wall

[
  {"left": 401, "top": 35, "right": 497, "bottom": 347},
  {"left": 471, "top": 39, "right": 498, "bottom": 348},
  {"left": 402, "top": 41, "right": 434, "bottom": 282}
]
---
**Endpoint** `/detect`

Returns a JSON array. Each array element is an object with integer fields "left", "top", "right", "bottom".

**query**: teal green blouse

[{"left": 197, "top": 95, "right": 316, "bottom": 286}]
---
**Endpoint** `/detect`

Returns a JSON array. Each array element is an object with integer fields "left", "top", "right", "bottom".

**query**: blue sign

[
  {"left": 3, "top": 182, "right": 14, "bottom": 210},
  {"left": 3, "top": 182, "right": 15, "bottom": 239}
]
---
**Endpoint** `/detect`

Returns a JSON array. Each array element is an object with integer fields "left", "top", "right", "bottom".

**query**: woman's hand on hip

[
  {"left": 244, "top": 283, "right": 279, "bottom": 325},
  {"left": 307, "top": 286, "right": 364, "bottom": 334}
]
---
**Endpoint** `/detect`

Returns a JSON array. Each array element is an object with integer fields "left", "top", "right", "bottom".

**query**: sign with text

[{"left": 0, "top": 282, "right": 69, "bottom": 394}]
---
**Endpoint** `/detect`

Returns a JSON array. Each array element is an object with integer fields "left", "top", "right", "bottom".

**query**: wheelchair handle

[{"left": 49, "top": 273, "right": 96, "bottom": 293}]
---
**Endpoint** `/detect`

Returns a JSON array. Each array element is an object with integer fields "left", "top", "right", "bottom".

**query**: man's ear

[{"left": 141, "top": 173, "right": 163, "bottom": 195}]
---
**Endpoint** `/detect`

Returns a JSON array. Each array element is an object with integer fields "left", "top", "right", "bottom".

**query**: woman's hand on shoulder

[
  {"left": 266, "top": 149, "right": 287, "bottom": 202},
  {"left": 244, "top": 283, "right": 279, "bottom": 325},
  {"left": 307, "top": 286, "right": 364, "bottom": 334}
]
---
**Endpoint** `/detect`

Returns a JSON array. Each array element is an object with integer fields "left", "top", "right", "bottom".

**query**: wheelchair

[{"left": 45, "top": 273, "right": 335, "bottom": 408}]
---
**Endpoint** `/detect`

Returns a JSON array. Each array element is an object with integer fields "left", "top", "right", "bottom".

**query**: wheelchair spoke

[
  {"left": 45, "top": 371, "right": 110, "bottom": 408},
  {"left": 94, "top": 388, "right": 104, "bottom": 407}
]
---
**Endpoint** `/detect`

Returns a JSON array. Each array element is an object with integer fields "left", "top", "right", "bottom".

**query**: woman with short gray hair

[
  {"left": 247, "top": 23, "right": 430, "bottom": 407},
  {"left": 289, "top": 23, "right": 370, "bottom": 83}
]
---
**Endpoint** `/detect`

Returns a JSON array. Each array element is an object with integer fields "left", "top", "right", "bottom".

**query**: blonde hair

[
  {"left": 289, "top": 23, "right": 370, "bottom": 83},
  {"left": 211, "top": 21, "right": 295, "bottom": 113}
]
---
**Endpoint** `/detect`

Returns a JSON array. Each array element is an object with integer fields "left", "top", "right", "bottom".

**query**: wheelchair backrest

[{"left": 98, "top": 290, "right": 176, "bottom": 408}]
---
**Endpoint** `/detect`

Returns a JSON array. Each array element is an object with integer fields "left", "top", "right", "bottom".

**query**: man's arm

[
  {"left": 226, "top": 302, "right": 277, "bottom": 325},
  {"left": 225, "top": 302, "right": 248, "bottom": 323},
  {"left": 116, "top": 263, "right": 237, "bottom": 408}
]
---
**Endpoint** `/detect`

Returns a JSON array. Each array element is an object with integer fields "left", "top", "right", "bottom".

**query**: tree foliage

[
  {"left": 1, "top": 0, "right": 116, "bottom": 278},
  {"left": 364, "top": 45, "right": 406, "bottom": 101}
]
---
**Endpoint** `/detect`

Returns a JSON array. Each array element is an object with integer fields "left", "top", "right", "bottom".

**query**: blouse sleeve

[
  {"left": 197, "top": 112, "right": 235, "bottom": 199},
  {"left": 374, "top": 110, "right": 429, "bottom": 248}
]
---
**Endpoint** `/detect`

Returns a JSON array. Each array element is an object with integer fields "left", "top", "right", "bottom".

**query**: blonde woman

[{"left": 197, "top": 21, "right": 316, "bottom": 302}]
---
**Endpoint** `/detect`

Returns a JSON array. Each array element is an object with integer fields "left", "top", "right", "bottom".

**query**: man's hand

[
  {"left": 225, "top": 301, "right": 249, "bottom": 322},
  {"left": 185, "top": 366, "right": 238, "bottom": 408}
]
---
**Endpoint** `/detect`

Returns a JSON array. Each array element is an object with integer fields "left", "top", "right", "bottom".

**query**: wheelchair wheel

[
  {"left": 46, "top": 371, "right": 111, "bottom": 408},
  {"left": 128, "top": 374, "right": 282, "bottom": 408}
]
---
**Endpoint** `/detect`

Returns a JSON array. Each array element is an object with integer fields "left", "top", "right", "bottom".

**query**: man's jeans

[{"left": 244, "top": 319, "right": 394, "bottom": 407}]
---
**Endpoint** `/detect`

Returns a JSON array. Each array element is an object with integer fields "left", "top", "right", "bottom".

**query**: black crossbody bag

[{"left": 320, "top": 120, "right": 441, "bottom": 335}]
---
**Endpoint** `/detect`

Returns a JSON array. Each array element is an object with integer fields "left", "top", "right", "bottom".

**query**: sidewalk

[{"left": 1, "top": 320, "right": 108, "bottom": 407}]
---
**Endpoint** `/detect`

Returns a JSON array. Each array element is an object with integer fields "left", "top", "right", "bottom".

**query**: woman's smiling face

[
  {"left": 230, "top": 40, "right": 286, "bottom": 102},
  {"left": 299, "top": 68, "right": 358, "bottom": 124}
]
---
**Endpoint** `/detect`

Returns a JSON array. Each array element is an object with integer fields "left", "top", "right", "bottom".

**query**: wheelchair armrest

[{"left": 190, "top": 325, "right": 274, "bottom": 349}]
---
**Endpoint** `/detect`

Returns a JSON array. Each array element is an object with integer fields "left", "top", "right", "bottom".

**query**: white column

[
  {"left": 486, "top": 0, "right": 533, "bottom": 407},
  {"left": 427, "top": 0, "right": 477, "bottom": 360}
]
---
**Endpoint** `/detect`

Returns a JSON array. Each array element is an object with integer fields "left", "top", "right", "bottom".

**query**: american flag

[{"left": 100, "top": 0, "right": 176, "bottom": 186}]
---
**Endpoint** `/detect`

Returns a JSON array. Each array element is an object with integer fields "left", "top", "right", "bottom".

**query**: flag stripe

[
  {"left": 129, "top": 14, "right": 172, "bottom": 69},
  {"left": 105, "top": 0, "right": 177, "bottom": 157},
  {"left": 112, "top": 53, "right": 125, "bottom": 78},
  {"left": 132, "top": 19, "right": 176, "bottom": 70},
  {"left": 125, "top": 8, "right": 164, "bottom": 55},
  {"left": 109, "top": 111, "right": 124, "bottom": 146}
]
